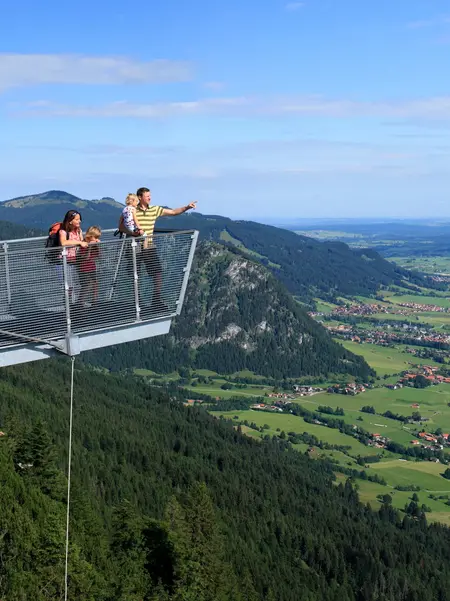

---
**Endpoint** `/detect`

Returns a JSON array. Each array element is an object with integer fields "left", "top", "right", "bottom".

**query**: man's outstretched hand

[{"left": 186, "top": 201, "right": 197, "bottom": 211}]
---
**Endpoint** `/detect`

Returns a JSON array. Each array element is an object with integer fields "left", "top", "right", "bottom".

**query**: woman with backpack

[{"left": 58, "top": 210, "right": 88, "bottom": 303}]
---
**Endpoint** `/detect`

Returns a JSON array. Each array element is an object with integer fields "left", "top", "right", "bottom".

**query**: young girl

[
  {"left": 121, "top": 193, "right": 144, "bottom": 236},
  {"left": 59, "top": 210, "right": 88, "bottom": 303},
  {"left": 78, "top": 226, "right": 101, "bottom": 308}
]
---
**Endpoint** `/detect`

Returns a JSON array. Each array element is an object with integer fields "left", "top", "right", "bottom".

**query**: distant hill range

[
  {"left": 0, "top": 189, "right": 434, "bottom": 302},
  {"left": 86, "top": 242, "right": 374, "bottom": 379},
  {"left": 0, "top": 190, "right": 122, "bottom": 230}
]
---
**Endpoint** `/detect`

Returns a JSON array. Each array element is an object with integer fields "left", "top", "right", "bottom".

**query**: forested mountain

[
  {"left": 2, "top": 359, "right": 450, "bottom": 600},
  {"left": 0, "top": 190, "right": 432, "bottom": 301},
  {"left": 87, "top": 242, "right": 373, "bottom": 379},
  {"left": 159, "top": 213, "right": 434, "bottom": 301},
  {"left": 0, "top": 219, "right": 43, "bottom": 240},
  {"left": 0, "top": 190, "right": 122, "bottom": 229}
]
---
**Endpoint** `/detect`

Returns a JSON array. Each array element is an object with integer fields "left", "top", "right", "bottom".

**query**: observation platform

[{"left": 0, "top": 228, "right": 198, "bottom": 367}]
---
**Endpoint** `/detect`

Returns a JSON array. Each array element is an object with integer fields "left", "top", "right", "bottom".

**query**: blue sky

[{"left": 1, "top": 0, "right": 450, "bottom": 219}]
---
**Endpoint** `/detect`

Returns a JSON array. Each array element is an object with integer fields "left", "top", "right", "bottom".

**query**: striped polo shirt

[{"left": 135, "top": 204, "right": 164, "bottom": 242}]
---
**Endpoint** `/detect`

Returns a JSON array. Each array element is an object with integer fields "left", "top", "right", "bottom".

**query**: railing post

[
  {"left": 175, "top": 231, "right": 199, "bottom": 315},
  {"left": 61, "top": 249, "right": 72, "bottom": 335},
  {"left": 108, "top": 237, "right": 127, "bottom": 301},
  {"left": 131, "top": 238, "right": 141, "bottom": 321},
  {"left": 3, "top": 242, "right": 11, "bottom": 310}
]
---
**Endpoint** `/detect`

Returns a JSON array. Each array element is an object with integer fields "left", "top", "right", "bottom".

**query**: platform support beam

[{"left": 176, "top": 231, "right": 199, "bottom": 315}]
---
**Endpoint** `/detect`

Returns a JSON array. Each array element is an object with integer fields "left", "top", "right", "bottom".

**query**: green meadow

[
  {"left": 217, "top": 409, "right": 379, "bottom": 456},
  {"left": 294, "top": 395, "right": 416, "bottom": 446},
  {"left": 185, "top": 384, "right": 270, "bottom": 399},
  {"left": 388, "top": 256, "right": 450, "bottom": 275},
  {"left": 369, "top": 311, "right": 450, "bottom": 328},
  {"left": 370, "top": 459, "right": 450, "bottom": 492},
  {"left": 385, "top": 294, "right": 450, "bottom": 309},
  {"left": 315, "top": 299, "right": 337, "bottom": 314},
  {"left": 303, "top": 384, "right": 450, "bottom": 433},
  {"left": 335, "top": 476, "right": 450, "bottom": 525},
  {"left": 338, "top": 340, "right": 425, "bottom": 376}
]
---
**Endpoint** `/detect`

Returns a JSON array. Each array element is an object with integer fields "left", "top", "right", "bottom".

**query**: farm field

[
  {"left": 217, "top": 409, "right": 379, "bottom": 456},
  {"left": 185, "top": 384, "right": 270, "bottom": 399},
  {"left": 315, "top": 384, "right": 450, "bottom": 429},
  {"left": 369, "top": 311, "right": 450, "bottom": 328},
  {"left": 335, "top": 476, "right": 450, "bottom": 525},
  {"left": 355, "top": 295, "right": 391, "bottom": 307},
  {"left": 295, "top": 229, "right": 365, "bottom": 240},
  {"left": 134, "top": 368, "right": 178, "bottom": 379},
  {"left": 370, "top": 459, "right": 450, "bottom": 492},
  {"left": 384, "top": 294, "right": 450, "bottom": 309},
  {"left": 294, "top": 395, "right": 416, "bottom": 446},
  {"left": 315, "top": 299, "right": 337, "bottom": 314},
  {"left": 388, "top": 256, "right": 450, "bottom": 275},
  {"left": 337, "top": 340, "right": 437, "bottom": 376},
  {"left": 135, "top": 368, "right": 272, "bottom": 398}
]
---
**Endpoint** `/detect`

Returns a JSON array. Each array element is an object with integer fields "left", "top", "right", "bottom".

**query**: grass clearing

[
  {"left": 194, "top": 369, "right": 220, "bottom": 377},
  {"left": 186, "top": 383, "right": 269, "bottom": 399},
  {"left": 293, "top": 395, "right": 415, "bottom": 446},
  {"left": 389, "top": 256, "right": 450, "bottom": 275},
  {"left": 334, "top": 384, "right": 450, "bottom": 428},
  {"left": 338, "top": 340, "right": 417, "bottom": 376},
  {"left": 230, "top": 369, "right": 263, "bottom": 380},
  {"left": 338, "top": 477, "right": 450, "bottom": 524},
  {"left": 385, "top": 294, "right": 450, "bottom": 309},
  {"left": 315, "top": 299, "right": 337, "bottom": 314},
  {"left": 371, "top": 459, "right": 450, "bottom": 492},
  {"left": 217, "top": 409, "right": 379, "bottom": 455},
  {"left": 134, "top": 369, "right": 179, "bottom": 379}
]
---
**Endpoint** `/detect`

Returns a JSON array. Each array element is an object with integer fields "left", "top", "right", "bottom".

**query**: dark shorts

[
  {"left": 138, "top": 247, "right": 162, "bottom": 276},
  {"left": 79, "top": 271, "right": 97, "bottom": 287}
]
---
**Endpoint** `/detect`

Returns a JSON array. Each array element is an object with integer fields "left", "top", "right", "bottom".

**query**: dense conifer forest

[
  {"left": 2, "top": 359, "right": 450, "bottom": 600},
  {"left": 86, "top": 243, "right": 374, "bottom": 379}
]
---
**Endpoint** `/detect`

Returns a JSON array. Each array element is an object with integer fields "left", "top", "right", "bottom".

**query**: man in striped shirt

[{"left": 121, "top": 187, "right": 197, "bottom": 311}]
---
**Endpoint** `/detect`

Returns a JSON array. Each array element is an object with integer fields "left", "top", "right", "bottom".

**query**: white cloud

[
  {"left": 285, "top": 2, "right": 305, "bottom": 11},
  {"left": 15, "top": 96, "right": 251, "bottom": 118},
  {"left": 14, "top": 94, "right": 450, "bottom": 121},
  {"left": 0, "top": 53, "right": 193, "bottom": 92}
]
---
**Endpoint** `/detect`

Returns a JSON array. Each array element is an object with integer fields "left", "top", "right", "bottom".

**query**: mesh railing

[{"left": 0, "top": 229, "right": 197, "bottom": 349}]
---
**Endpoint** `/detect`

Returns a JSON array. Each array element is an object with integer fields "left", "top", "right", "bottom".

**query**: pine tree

[
  {"left": 111, "top": 500, "right": 150, "bottom": 600},
  {"left": 239, "top": 569, "right": 259, "bottom": 601},
  {"left": 168, "top": 483, "right": 234, "bottom": 601}
]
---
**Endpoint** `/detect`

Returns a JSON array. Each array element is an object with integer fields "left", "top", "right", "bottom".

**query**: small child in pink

[{"left": 78, "top": 226, "right": 101, "bottom": 307}]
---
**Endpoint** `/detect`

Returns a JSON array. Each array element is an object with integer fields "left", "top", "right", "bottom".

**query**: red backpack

[{"left": 45, "top": 222, "right": 68, "bottom": 263}]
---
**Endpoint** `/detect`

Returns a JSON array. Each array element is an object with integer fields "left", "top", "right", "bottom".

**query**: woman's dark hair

[{"left": 62, "top": 210, "right": 82, "bottom": 231}]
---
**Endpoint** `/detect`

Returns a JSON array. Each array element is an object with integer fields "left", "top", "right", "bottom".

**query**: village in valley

[
  {"left": 208, "top": 281, "right": 450, "bottom": 525},
  {"left": 157, "top": 259, "right": 450, "bottom": 525}
]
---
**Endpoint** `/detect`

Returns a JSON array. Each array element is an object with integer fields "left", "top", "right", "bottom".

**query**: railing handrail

[{"left": 0, "top": 227, "right": 197, "bottom": 246}]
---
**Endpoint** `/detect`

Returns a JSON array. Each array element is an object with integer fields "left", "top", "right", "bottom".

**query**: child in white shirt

[{"left": 121, "top": 193, "right": 144, "bottom": 236}]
